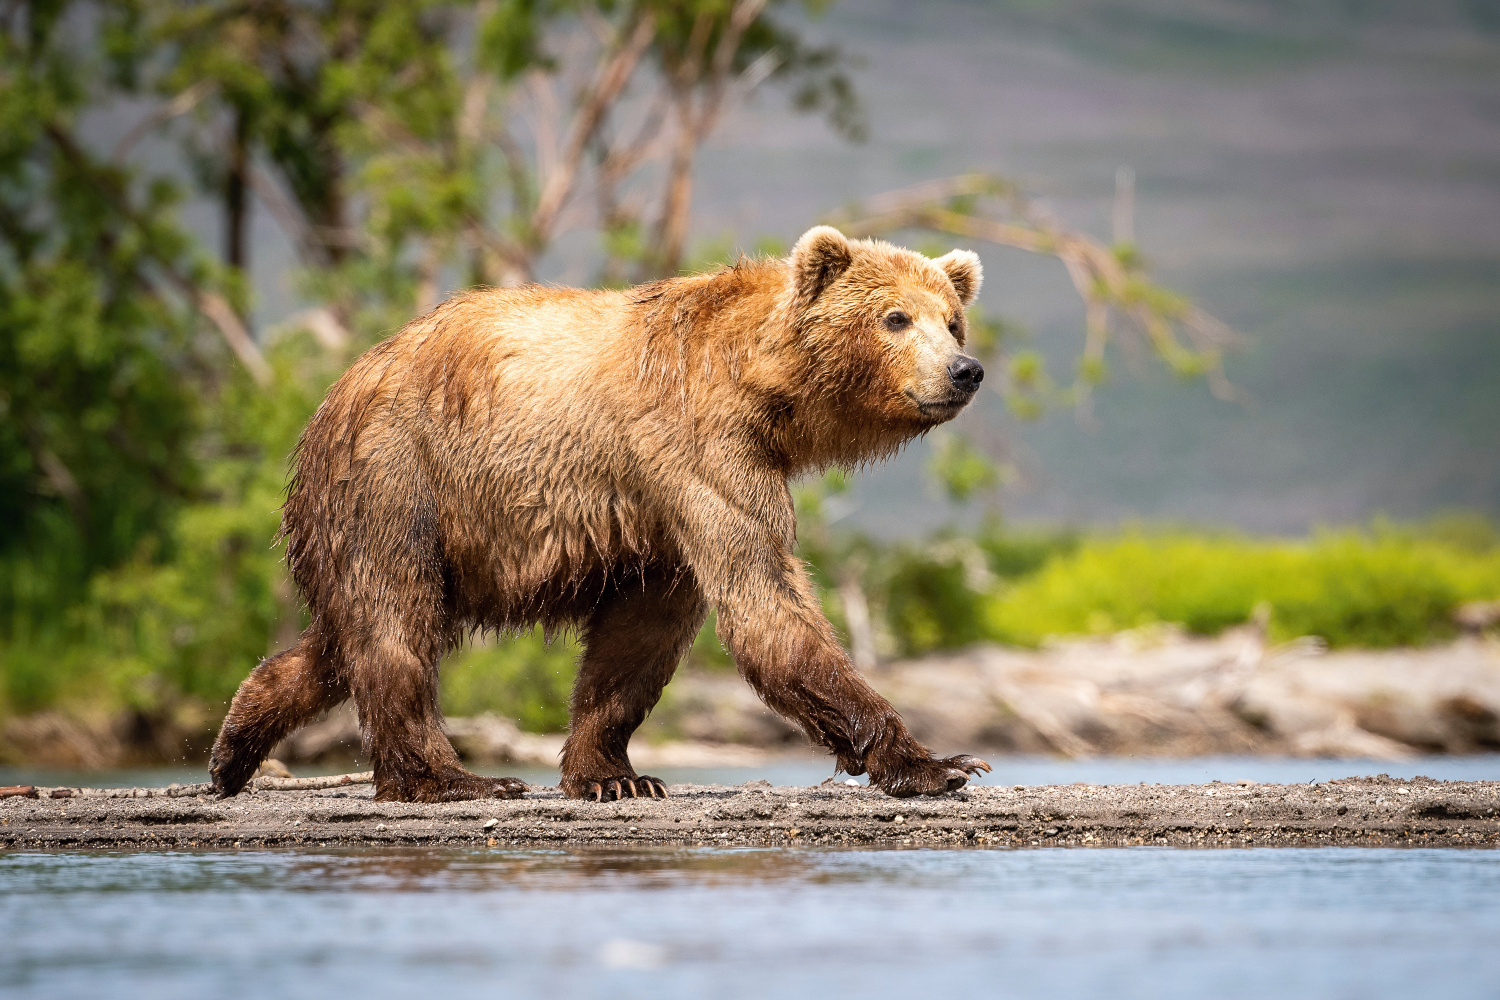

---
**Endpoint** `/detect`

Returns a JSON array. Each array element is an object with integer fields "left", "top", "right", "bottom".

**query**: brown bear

[{"left": 209, "top": 225, "right": 992, "bottom": 802}]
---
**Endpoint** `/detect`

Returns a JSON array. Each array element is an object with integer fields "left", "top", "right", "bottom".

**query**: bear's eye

[
  {"left": 884, "top": 311, "right": 911, "bottom": 332},
  {"left": 947, "top": 318, "right": 961, "bottom": 337}
]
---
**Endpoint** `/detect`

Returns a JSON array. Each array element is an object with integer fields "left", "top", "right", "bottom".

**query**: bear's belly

[{"left": 442, "top": 509, "right": 675, "bottom": 632}]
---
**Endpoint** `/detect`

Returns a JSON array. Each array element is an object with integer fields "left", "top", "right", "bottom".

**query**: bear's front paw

[
  {"left": 871, "top": 754, "right": 991, "bottom": 798},
  {"left": 563, "top": 774, "right": 668, "bottom": 801}
]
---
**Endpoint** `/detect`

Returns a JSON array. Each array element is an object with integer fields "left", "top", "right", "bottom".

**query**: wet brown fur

[{"left": 210, "top": 227, "right": 991, "bottom": 802}]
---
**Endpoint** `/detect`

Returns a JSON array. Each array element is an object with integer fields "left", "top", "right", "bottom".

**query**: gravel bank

[{"left": 3, "top": 775, "right": 1497, "bottom": 850}]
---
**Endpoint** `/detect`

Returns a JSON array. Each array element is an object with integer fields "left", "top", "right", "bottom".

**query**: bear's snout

[{"left": 946, "top": 356, "right": 985, "bottom": 392}]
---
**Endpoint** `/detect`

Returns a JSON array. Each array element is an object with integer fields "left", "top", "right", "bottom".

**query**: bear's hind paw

[
  {"left": 484, "top": 776, "right": 530, "bottom": 799},
  {"left": 566, "top": 775, "right": 668, "bottom": 802},
  {"left": 376, "top": 771, "right": 528, "bottom": 803}
]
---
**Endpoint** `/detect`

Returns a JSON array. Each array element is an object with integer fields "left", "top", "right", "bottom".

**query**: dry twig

[{"left": 825, "top": 174, "right": 1243, "bottom": 407}]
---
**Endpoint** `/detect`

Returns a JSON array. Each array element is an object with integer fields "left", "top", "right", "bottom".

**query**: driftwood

[
  {"left": 865, "top": 630, "right": 1499, "bottom": 759},
  {"left": 5, "top": 633, "right": 1496, "bottom": 771},
  {"left": 648, "top": 630, "right": 1500, "bottom": 761},
  {"left": 252, "top": 771, "right": 373, "bottom": 791}
]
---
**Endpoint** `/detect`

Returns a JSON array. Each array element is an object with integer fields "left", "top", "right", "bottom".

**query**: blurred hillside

[
  {"left": 665, "top": 0, "right": 1500, "bottom": 533},
  {"left": 92, "top": 0, "right": 1500, "bottom": 534}
]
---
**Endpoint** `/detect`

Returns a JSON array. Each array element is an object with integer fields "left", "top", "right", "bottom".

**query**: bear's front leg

[
  {"left": 857, "top": 732, "right": 993, "bottom": 798},
  {"left": 726, "top": 617, "right": 991, "bottom": 797},
  {"left": 709, "top": 563, "right": 989, "bottom": 796},
  {"left": 681, "top": 479, "right": 990, "bottom": 797}
]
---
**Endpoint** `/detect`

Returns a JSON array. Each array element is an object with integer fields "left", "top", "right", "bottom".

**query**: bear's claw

[
  {"left": 874, "top": 753, "right": 991, "bottom": 798},
  {"left": 571, "top": 775, "right": 668, "bottom": 801}
]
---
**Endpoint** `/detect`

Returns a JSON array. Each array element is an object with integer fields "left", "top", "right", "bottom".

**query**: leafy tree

[
  {"left": 0, "top": 0, "right": 204, "bottom": 710},
  {"left": 147, "top": 0, "right": 860, "bottom": 335}
]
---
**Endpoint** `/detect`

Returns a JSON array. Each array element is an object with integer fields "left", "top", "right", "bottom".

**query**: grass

[{"left": 983, "top": 525, "right": 1500, "bottom": 648}]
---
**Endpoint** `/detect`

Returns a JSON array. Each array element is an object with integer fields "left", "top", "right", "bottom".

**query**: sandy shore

[{"left": 3, "top": 775, "right": 1496, "bottom": 850}]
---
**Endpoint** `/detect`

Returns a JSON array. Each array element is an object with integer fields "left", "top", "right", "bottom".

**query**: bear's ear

[
  {"left": 934, "top": 249, "right": 983, "bottom": 306},
  {"left": 791, "top": 225, "right": 853, "bottom": 307}
]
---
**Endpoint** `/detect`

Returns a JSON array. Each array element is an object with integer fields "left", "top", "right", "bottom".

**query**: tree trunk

[
  {"left": 225, "top": 109, "right": 250, "bottom": 281},
  {"left": 645, "top": 93, "right": 699, "bottom": 280}
]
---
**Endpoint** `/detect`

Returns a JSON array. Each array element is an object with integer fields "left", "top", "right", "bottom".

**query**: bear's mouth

[{"left": 905, "top": 390, "right": 974, "bottom": 419}]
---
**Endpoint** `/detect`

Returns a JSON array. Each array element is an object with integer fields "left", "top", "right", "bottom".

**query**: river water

[
  {"left": 6, "top": 756, "right": 1498, "bottom": 999},
  {"left": 4, "top": 846, "right": 1499, "bottom": 1000}
]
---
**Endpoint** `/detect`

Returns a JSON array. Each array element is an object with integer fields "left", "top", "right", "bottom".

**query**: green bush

[
  {"left": 861, "top": 525, "right": 1078, "bottom": 658},
  {"left": 984, "top": 529, "right": 1500, "bottom": 648},
  {"left": 0, "top": 334, "right": 335, "bottom": 720},
  {"left": 440, "top": 632, "right": 581, "bottom": 733}
]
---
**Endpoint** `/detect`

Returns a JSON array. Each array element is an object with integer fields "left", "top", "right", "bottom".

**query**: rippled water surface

[{"left": 5, "top": 846, "right": 1499, "bottom": 1000}]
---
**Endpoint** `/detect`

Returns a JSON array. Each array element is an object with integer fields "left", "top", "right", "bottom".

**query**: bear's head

[{"left": 789, "top": 225, "right": 984, "bottom": 444}]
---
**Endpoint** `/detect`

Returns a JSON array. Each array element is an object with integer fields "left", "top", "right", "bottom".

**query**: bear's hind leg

[
  {"left": 561, "top": 571, "right": 708, "bottom": 801},
  {"left": 348, "top": 629, "right": 527, "bottom": 803},
  {"left": 210, "top": 632, "right": 348, "bottom": 797}
]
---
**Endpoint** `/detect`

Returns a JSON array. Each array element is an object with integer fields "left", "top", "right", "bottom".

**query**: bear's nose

[{"left": 947, "top": 356, "right": 984, "bottom": 392}]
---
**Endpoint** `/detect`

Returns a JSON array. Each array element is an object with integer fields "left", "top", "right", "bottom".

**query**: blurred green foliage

[
  {"left": 440, "top": 631, "right": 582, "bottom": 733},
  {"left": 342, "top": 513, "right": 1500, "bottom": 733},
  {"left": 2, "top": 0, "right": 210, "bottom": 717},
  {"left": 985, "top": 524, "right": 1500, "bottom": 649},
  {"left": 6, "top": 0, "right": 1497, "bottom": 755},
  {"left": 1, "top": 332, "right": 340, "bottom": 720}
]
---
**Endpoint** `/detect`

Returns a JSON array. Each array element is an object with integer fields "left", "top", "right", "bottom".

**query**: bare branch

[
  {"left": 738, "top": 48, "right": 782, "bottom": 91},
  {"left": 823, "top": 174, "right": 1007, "bottom": 224},
  {"left": 246, "top": 167, "right": 311, "bottom": 257},
  {"left": 529, "top": 11, "right": 657, "bottom": 247},
  {"left": 190, "top": 285, "right": 274, "bottom": 386},
  {"left": 677, "top": 10, "right": 715, "bottom": 89},
  {"left": 647, "top": 0, "right": 768, "bottom": 278},
  {"left": 698, "top": 0, "right": 769, "bottom": 137},
  {"left": 32, "top": 442, "right": 87, "bottom": 524},
  {"left": 260, "top": 307, "right": 350, "bottom": 351},
  {"left": 253, "top": 771, "right": 373, "bottom": 791},
  {"left": 416, "top": 237, "right": 443, "bottom": 314},
  {"left": 458, "top": 72, "right": 493, "bottom": 148},
  {"left": 494, "top": 124, "right": 535, "bottom": 216},
  {"left": 46, "top": 121, "right": 274, "bottom": 386},
  {"left": 829, "top": 173, "right": 1241, "bottom": 406},
  {"left": 111, "top": 81, "right": 217, "bottom": 163},
  {"left": 598, "top": 87, "right": 673, "bottom": 188}
]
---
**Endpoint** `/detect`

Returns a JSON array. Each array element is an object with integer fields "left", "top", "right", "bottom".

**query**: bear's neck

[{"left": 774, "top": 386, "right": 932, "bottom": 476}]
